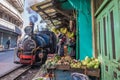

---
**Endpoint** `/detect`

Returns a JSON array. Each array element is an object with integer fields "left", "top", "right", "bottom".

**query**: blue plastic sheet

[{"left": 55, "top": 70, "right": 72, "bottom": 80}]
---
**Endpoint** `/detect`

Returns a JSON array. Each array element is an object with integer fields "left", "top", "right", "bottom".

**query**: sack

[{"left": 71, "top": 73, "right": 89, "bottom": 80}]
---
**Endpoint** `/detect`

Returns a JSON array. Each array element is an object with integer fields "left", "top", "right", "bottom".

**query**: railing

[
  {"left": 14, "top": 0, "right": 24, "bottom": 7},
  {"left": 7, "top": 0, "right": 24, "bottom": 12},
  {"left": 0, "top": 18, "right": 16, "bottom": 30},
  {"left": 0, "top": 0, "right": 23, "bottom": 21}
]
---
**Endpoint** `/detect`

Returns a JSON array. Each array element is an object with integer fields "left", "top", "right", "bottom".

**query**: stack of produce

[
  {"left": 70, "top": 59, "right": 82, "bottom": 68},
  {"left": 56, "top": 56, "right": 71, "bottom": 65},
  {"left": 81, "top": 56, "right": 100, "bottom": 69},
  {"left": 45, "top": 55, "right": 61, "bottom": 68},
  {"left": 45, "top": 55, "right": 100, "bottom": 69},
  {"left": 54, "top": 55, "right": 61, "bottom": 62},
  {"left": 55, "top": 56, "right": 71, "bottom": 70},
  {"left": 45, "top": 59, "right": 56, "bottom": 69}
]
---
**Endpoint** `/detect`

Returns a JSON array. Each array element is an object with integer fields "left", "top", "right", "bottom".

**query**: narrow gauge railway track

[
  {"left": 16, "top": 66, "right": 41, "bottom": 80},
  {"left": 0, "top": 65, "right": 31, "bottom": 80}
]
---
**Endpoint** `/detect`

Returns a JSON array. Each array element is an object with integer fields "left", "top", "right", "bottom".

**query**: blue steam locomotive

[{"left": 17, "top": 23, "right": 57, "bottom": 65}]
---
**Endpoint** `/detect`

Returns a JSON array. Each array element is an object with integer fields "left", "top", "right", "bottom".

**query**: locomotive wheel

[
  {"left": 35, "top": 50, "right": 47, "bottom": 65},
  {"left": 38, "top": 53, "right": 44, "bottom": 59}
]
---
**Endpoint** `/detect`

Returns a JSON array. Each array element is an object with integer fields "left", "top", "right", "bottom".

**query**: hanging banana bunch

[
  {"left": 55, "top": 29, "right": 60, "bottom": 34},
  {"left": 69, "top": 32, "right": 74, "bottom": 38},
  {"left": 66, "top": 31, "right": 74, "bottom": 38},
  {"left": 51, "top": 27, "right": 59, "bottom": 34},
  {"left": 60, "top": 27, "right": 67, "bottom": 34}
]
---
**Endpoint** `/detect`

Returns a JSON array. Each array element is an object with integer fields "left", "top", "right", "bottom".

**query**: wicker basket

[
  {"left": 86, "top": 68, "right": 100, "bottom": 77},
  {"left": 56, "top": 64, "right": 70, "bottom": 70}
]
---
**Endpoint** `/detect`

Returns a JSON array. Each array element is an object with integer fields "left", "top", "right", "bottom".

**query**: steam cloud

[{"left": 27, "top": 7, "right": 38, "bottom": 23}]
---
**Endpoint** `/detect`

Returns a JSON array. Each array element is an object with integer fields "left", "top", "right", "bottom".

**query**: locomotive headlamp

[{"left": 24, "top": 26, "right": 32, "bottom": 35}]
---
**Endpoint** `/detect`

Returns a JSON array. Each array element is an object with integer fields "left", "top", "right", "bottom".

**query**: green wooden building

[
  {"left": 63, "top": 0, "right": 120, "bottom": 79},
  {"left": 95, "top": 0, "right": 120, "bottom": 80}
]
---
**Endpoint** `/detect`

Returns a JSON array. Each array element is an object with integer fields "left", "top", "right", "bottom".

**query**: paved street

[{"left": 0, "top": 50, "right": 21, "bottom": 77}]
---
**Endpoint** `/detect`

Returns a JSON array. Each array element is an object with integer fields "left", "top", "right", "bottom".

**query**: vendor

[
  {"left": 56, "top": 34, "right": 66, "bottom": 57},
  {"left": 68, "top": 36, "right": 76, "bottom": 59}
]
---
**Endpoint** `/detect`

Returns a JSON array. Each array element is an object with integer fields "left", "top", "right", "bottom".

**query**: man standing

[
  {"left": 56, "top": 34, "right": 66, "bottom": 57},
  {"left": 6, "top": 37, "right": 11, "bottom": 49}
]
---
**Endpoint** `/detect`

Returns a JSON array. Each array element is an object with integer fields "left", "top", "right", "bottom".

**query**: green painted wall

[{"left": 69, "top": 0, "right": 93, "bottom": 60}]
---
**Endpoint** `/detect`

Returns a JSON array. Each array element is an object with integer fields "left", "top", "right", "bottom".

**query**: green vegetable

[
  {"left": 35, "top": 78, "right": 44, "bottom": 80},
  {"left": 54, "top": 55, "right": 61, "bottom": 61}
]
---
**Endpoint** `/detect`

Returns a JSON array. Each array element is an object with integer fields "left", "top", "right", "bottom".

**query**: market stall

[{"left": 32, "top": 55, "right": 100, "bottom": 80}]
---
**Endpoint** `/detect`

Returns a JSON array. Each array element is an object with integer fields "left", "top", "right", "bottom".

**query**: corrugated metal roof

[{"left": 31, "top": 0, "right": 75, "bottom": 28}]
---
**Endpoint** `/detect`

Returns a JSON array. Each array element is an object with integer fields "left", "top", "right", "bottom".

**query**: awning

[
  {"left": 0, "top": 24, "right": 14, "bottom": 32},
  {"left": 31, "top": 0, "right": 75, "bottom": 28},
  {"left": 15, "top": 26, "right": 22, "bottom": 35},
  {"left": 0, "top": 24, "right": 21, "bottom": 35}
]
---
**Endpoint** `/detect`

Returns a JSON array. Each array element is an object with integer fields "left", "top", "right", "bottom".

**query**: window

[
  {"left": 98, "top": 22, "right": 101, "bottom": 54},
  {"left": 12, "top": 18, "right": 15, "bottom": 24},
  {"left": 9, "top": 16, "right": 12, "bottom": 22},
  {"left": 4, "top": 14, "right": 8, "bottom": 21},
  {"left": 103, "top": 17, "right": 107, "bottom": 56},
  {"left": 110, "top": 10, "right": 116, "bottom": 59}
]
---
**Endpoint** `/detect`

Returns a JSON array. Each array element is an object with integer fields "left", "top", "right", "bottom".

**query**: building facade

[{"left": 0, "top": 0, "right": 24, "bottom": 48}]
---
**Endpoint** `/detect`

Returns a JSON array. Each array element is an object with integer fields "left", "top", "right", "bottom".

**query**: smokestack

[
  {"left": 27, "top": 7, "right": 38, "bottom": 23},
  {"left": 26, "top": 7, "right": 38, "bottom": 34},
  {"left": 29, "top": 22, "right": 34, "bottom": 34}
]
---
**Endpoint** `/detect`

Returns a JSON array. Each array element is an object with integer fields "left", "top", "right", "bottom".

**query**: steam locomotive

[{"left": 16, "top": 23, "right": 57, "bottom": 65}]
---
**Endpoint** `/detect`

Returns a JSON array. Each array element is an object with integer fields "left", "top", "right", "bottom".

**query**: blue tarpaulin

[{"left": 55, "top": 70, "right": 72, "bottom": 80}]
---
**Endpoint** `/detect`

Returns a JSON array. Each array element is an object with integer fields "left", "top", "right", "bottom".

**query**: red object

[
  {"left": 47, "top": 54, "right": 55, "bottom": 57},
  {"left": 19, "top": 53, "right": 35, "bottom": 65}
]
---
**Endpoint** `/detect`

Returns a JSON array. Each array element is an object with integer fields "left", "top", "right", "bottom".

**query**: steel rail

[{"left": 0, "top": 65, "right": 31, "bottom": 80}]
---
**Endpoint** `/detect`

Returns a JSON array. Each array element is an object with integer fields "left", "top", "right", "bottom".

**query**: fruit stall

[{"left": 32, "top": 55, "right": 100, "bottom": 80}]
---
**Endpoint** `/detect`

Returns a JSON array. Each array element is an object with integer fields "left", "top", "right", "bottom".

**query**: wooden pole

[{"left": 91, "top": 0, "right": 97, "bottom": 58}]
